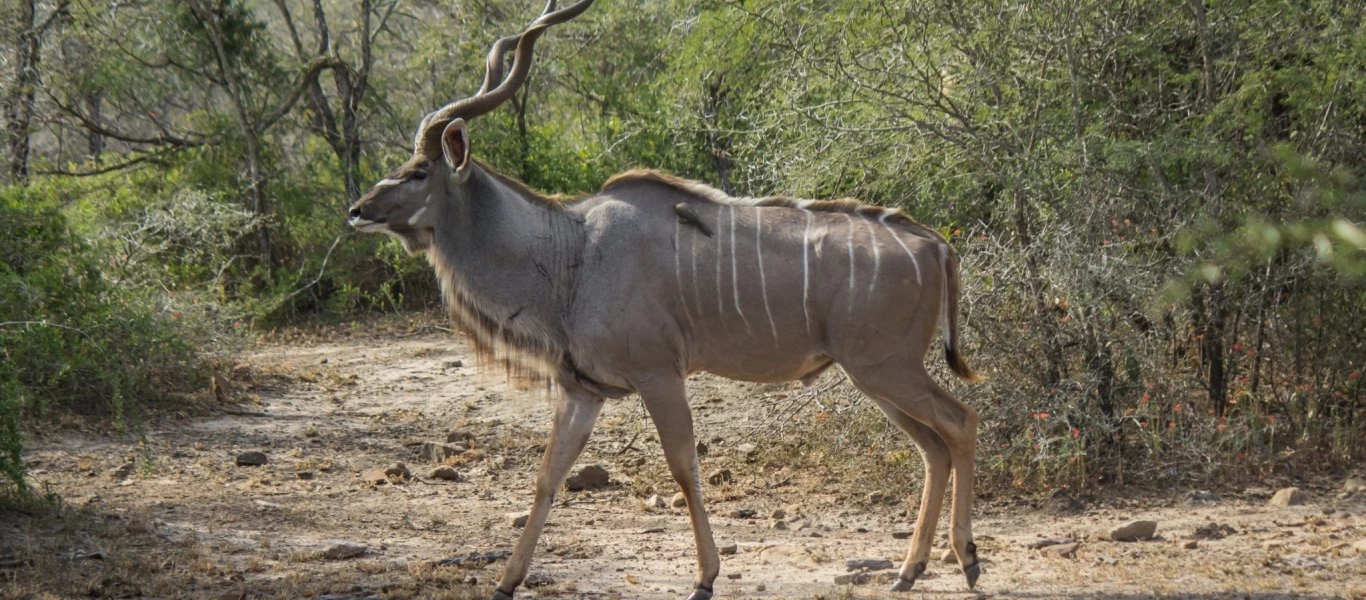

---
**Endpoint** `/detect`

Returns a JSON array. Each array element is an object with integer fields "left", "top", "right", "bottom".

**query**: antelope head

[{"left": 346, "top": 0, "right": 593, "bottom": 254}]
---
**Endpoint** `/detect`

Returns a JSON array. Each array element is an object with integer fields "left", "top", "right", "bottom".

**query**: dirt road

[{"left": 5, "top": 323, "right": 1364, "bottom": 599}]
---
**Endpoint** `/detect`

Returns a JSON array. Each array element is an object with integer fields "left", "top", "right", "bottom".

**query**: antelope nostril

[{"left": 348, "top": 207, "right": 362, "bottom": 220}]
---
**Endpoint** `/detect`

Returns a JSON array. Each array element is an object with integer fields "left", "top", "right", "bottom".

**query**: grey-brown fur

[{"left": 346, "top": 3, "right": 983, "bottom": 598}]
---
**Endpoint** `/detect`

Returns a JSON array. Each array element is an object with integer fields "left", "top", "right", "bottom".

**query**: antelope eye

[{"left": 410, "top": 171, "right": 428, "bottom": 182}]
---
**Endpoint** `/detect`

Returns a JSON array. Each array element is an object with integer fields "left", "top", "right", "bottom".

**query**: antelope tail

[{"left": 939, "top": 245, "right": 984, "bottom": 381}]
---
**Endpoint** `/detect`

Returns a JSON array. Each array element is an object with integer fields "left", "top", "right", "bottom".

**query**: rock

[
  {"left": 443, "top": 359, "right": 464, "bottom": 369},
  {"left": 867, "top": 492, "right": 886, "bottom": 504},
  {"left": 833, "top": 572, "right": 872, "bottom": 585},
  {"left": 418, "top": 442, "right": 465, "bottom": 463},
  {"left": 707, "top": 469, "right": 733, "bottom": 486},
  {"left": 696, "top": 441, "right": 708, "bottom": 456},
  {"left": 507, "top": 512, "right": 530, "bottom": 528},
  {"left": 645, "top": 494, "right": 667, "bottom": 509},
  {"left": 1028, "top": 538, "right": 1071, "bottom": 549},
  {"left": 1045, "top": 488, "right": 1084, "bottom": 514},
  {"left": 1184, "top": 540, "right": 1199, "bottom": 549},
  {"left": 756, "top": 584, "right": 766, "bottom": 592},
  {"left": 768, "top": 519, "right": 787, "bottom": 530},
  {"left": 939, "top": 547, "right": 958, "bottom": 563},
  {"left": 565, "top": 465, "right": 611, "bottom": 491},
  {"left": 891, "top": 531, "right": 913, "bottom": 540},
  {"left": 361, "top": 463, "right": 410, "bottom": 485},
  {"left": 845, "top": 558, "right": 894, "bottom": 572},
  {"left": 726, "top": 508, "right": 757, "bottom": 519},
  {"left": 726, "top": 573, "right": 742, "bottom": 580},
  {"left": 235, "top": 451, "right": 268, "bottom": 467},
  {"left": 671, "top": 492, "right": 688, "bottom": 508},
  {"left": 296, "top": 471, "right": 315, "bottom": 481},
  {"left": 737, "top": 443, "right": 757, "bottom": 456},
  {"left": 719, "top": 542, "right": 738, "bottom": 556},
  {"left": 1269, "top": 487, "right": 1308, "bottom": 507},
  {"left": 770, "top": 508, "right": 787, "bottom": 520},
  {"left": 1039, "top": 542, "right": 1080, "bottom": 558},
  {"left": 1111, "top": 520, "right": 1158, "bottom": 542},
  {"left": 107, "top": 462, "right": 135, "bottom": 480},
  {"left": 429, "top": 466, "right": 460, "bottom": 481},
  {"left": 321, "top": 542, "right": 367, "bottom": 560}
]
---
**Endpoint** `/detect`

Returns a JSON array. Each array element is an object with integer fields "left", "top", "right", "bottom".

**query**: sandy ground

[{"left": 4, "top": 320, "right": 1364, "bottom": 599}]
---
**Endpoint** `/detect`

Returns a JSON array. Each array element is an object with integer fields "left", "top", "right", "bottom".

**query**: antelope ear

[{"left": 441, "top": 119, "right": 472, "bottom": 181}]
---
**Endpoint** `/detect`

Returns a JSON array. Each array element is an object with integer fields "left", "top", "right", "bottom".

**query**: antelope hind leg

[
  {"left": 863, "top": 396, "right": 952, "bottom": 592},
  {"left": 491, "top": 386, "right": 604, "bottom": 599}
]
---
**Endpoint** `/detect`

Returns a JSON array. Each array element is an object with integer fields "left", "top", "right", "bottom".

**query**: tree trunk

[{"left": 4, "top": 0, "right": 39, "bottom": 183}]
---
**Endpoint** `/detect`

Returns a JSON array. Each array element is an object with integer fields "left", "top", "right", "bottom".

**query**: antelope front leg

[
  {"left": 636, "top": 374, "right": 720, "bottom": 600},
  {"left": 491, "top": 386, "right": 604, "bottom": 600}
]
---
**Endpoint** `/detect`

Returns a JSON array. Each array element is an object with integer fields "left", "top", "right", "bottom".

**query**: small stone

[
  {"left": 507, "top": 512, "right": 530, "bottom": 528},
  {"left": 1185, "top": 490, "right": 1220, "bottom": 505},
  {"left": 444, "top": 359, "right": 464, "bottom": 369},
  {"left": 1269, "top": 487, "right": 1307, "bottom": 507},
  {"left": 235, "top": 451, "right": 268, "bottom": 467},
  {"left": 726, "top": 508, "right": 757, "bottom": 519},
  {"left": 296, "top": 471, "right": 315, "bottom": 480},
  {"left": 756, "top": 584, "right": 766, "bottom": 592},
  {"left": 833, "top": 572, "right": 872, "bottom": 585},
  {"left": 671, "top": 492, "right": 688, "bottom": 508},
  {"left": 719, "top": 542, "right": 738, "bottom": 556},
  {"left": 707, "top": 469, "right": 733, "bottom": 486},
  {"left": 429, "top": 466, "right": 460, "bottom": 481},
  {"left": 362, "top": 463, "right": 410, "bottom": 485},
  {"left": 1111, "top": 520, "right": 1158, "bottom": 542},
  {"left": 566, "top": 465, "right": 611, "bottom": 491},
  {"left": 385, "top": 463, "right": 411, "bottom": 479},
  {"left": 891, "top": 530, "right": 913, "bottom": 540},
  {"left": 867, "top": 492, "right": 885, "bottom": 504},
  {"left": 1183, "top": 540, "right": 1199, "bottom": 549},
  {"left": 446, "top": 429, "right": 476, "bottom": 444},
  {"left": 1192, "top": 522, "right": 1236, "bottom": 540},
  {"left": 768, "top": 519, "right": 787, "bottom": 530},
  {"left": 524, "top": 572, "right": 555, "bottom": 588},
  {"left": 1028, "top": 538, "right": 1071, "bottom": 549},
  {"left": 845, "top": 558, "right": 894, "bottom": 571},
  {"left": 321, "top": 542, "right": 366, "bottom": 560},
  {"left": 645, "top": 494, "right": 667, "bottom": 509},
  {"left": 770, "top": 508, "right": 787, "bottom": 520},
  {"left": 726, "top": 573, "right": 742, "bottom": 580},
  {"left": 418, "top": 442, "right": 465, "bottom": 463},
  {"left": 696, "top": 441, "right": 708, "bottom": 456},
  {"left": 1039, "top": 542, "right": 1080, "bottom": 558},
  {"left": 737, "top": 443, "right": 757, "bottom": 455},
  {"left": 107, "top": 462, "right": 135, "bottom": 480}
]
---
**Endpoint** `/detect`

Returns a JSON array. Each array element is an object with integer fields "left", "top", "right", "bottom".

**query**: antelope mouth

[{"left": 349, "top": 218, "right": 389, "bottom": 233}]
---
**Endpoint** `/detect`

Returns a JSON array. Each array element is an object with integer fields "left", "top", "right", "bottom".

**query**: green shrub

[{"left": 0, "top": 187, "right": 205, "bottom": 496}]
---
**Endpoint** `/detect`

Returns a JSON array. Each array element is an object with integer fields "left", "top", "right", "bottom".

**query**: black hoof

[
  {"left": 964, "top": 561, "right": 981, "bottom": 589},
  {"left": 490, "top": 590, "right": 514, "bottom": 600},
  {"left": 686, "top": 586, "right": 713, "bottom": 600},
  {"left": 888, "top": 561, "right": 925, "bottom": 592}
]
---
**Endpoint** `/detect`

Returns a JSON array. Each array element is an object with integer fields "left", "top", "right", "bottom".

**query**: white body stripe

[
  {"left": 843, "top": 214, "right": 856, "bottom": 313},
  {"left": 728, "top": 206, "right": 751, "bottom": 331},
  {"left": 880, "top": 212, "right": 922, "bottom": 284},
  {"left": 406, "top": 206, "right": 428, "bottom": 226},
  {"left": 755, "top": 208, "right": 779, "bottom": 343},
  {"left": 801, "top": 209, "right": 814, "bottom": 336},
  {"left": 675, "top": 220, "right": 695, "bottom": 332},
  {"left": 863, "top": 218, "right": 881, "bottom": 294}
]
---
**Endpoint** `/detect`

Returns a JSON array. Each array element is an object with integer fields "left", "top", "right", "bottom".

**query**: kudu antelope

[{"left": 347, "top": 2, "right": 984, "bottom": 598}]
